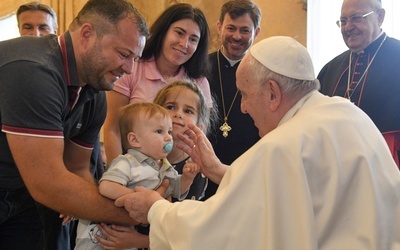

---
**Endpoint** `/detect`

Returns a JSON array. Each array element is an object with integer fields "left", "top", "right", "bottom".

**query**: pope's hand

[{"left": 115, "top": 180, "right": 169, "bottom": 224}]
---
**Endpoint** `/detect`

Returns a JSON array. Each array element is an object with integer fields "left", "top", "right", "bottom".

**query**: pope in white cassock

[{"left": 115, "top": 36, "right": 400, "bottom": 250}]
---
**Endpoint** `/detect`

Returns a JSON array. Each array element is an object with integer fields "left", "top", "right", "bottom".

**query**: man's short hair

[
  {"left": 219, "top": 0, "right": 261, "bottom": 29},
  {"left": 70, "top": 0, "right": 149, "bottom": 38},
  {"left": 17, "top": 1, "right": 58, "bottom": 30}
]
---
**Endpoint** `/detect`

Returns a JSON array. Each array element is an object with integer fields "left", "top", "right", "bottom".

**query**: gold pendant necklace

[
  {"left": 346, "top": 35, "right": 387, "bottom": 102},
  {"left": 217, "top": 49, "right": 239, "bottom": 138}
]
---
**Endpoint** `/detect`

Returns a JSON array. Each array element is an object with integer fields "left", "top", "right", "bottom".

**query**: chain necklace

[
  {"left": 346, "top": 35, "right": 387, "bottom": 102},
  {"left": 217, "top": 49, "right": 239, "bottom": 138}
]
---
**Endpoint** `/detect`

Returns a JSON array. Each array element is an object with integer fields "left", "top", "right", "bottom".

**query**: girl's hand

[{"left": 95, "top": 223, "right": 149, "bottom": 249}]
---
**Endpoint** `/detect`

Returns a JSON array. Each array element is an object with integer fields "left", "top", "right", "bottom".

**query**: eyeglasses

[{"left": 336, "top": 10, "right": 376, "bottom": 28}]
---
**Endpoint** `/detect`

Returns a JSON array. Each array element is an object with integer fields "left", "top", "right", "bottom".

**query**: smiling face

[
  {"left": 81, "top": 17, "right": 146, "bottom": 90},
  {"left": 340, "top": 0, "right": 384, "bottom": 52},
  {"left": 218, "top": 13, "right": 260, "bottom": 61},
  {"left": 161, "top": 86, "right": 200, "bottom": 142},
  {"left": 159, "top": 19, "right": 200, "bottom": 69},
  {"left": 18, "top": 10, "right": 56, "bottom": 36}
]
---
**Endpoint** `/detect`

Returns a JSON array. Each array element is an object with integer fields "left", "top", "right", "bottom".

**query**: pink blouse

[{"left": 112, "top": 57, "right": 212, "bottom": 107}]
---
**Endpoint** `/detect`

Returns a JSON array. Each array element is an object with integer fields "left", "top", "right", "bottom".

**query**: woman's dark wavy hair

[{"left": 141, "top": 3, "right": 210, "bottom": 79}]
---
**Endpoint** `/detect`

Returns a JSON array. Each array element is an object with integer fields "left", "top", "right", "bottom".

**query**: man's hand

[
  {"left": 59, "top": 213, "right": 77, "bottom": 225},
  {"left": 177, "top": 124, "right": 228, "bottom": 184},
  {"left": 115, "top": 180, "right": 169, "bottom": 224}
]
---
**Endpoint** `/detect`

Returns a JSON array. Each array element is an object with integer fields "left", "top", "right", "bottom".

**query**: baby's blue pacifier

[{"left": 163, "top": 143, "right": 173, "bottom": 153}]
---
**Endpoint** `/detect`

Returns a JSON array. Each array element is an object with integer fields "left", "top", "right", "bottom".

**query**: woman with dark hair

[
  {"left": 104, "top": 3, "right": 212, "bottom": 165},
  {"left": 141, "top": 3, "right": 210, "bottom": 80}
]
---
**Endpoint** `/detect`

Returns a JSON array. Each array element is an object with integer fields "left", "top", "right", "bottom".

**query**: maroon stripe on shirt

[
  {"left": 59, "top": 34, "right": 71, "bottom": 86},
  {"left": 2, "top": 125, "right": 63, "bottom": 137}
]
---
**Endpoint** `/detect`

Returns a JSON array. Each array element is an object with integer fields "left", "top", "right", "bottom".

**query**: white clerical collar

[{"left": 220, "top": 47, "right": 241, "bottom": 67}]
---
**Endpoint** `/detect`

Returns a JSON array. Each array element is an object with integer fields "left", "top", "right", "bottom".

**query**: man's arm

[
  {"left": 103, "top": 90, "right": 130, "bottom": 164},
  {"left": 7, "top": 134, "right": 136, "bottom": 225},
  {"left": 63, "top": 139, "right": 95, "bottom": 183}
]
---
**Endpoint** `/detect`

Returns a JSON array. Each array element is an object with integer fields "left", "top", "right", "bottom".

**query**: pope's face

[{"left": 236, "top": 57, "right": 273, "bottom": 137}]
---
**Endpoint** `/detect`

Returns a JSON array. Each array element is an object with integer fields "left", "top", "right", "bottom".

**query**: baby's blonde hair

[{"left": 119, "top": 102, "right": 170, "bottom": 150}]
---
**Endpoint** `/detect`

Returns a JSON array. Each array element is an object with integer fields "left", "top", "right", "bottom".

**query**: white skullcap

[{"left": 250, "top": 36, "right": 315, "bottom": 81}]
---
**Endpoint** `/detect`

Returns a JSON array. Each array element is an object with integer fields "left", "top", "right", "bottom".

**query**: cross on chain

[{"left": 219, "top": 121, "right": 231, "bottom": 138}]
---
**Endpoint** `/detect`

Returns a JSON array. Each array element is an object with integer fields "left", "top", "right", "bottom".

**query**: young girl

[
  {"left": 154, "top": 80, "right": 215, "bottom": 201},
  {"left": 93, "top": 80, "right": 216, "bottom": 249}
]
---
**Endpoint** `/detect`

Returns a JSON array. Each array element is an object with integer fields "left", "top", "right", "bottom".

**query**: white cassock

[{"left": 148, "top": 91, "right": 400, "bottom": 250}]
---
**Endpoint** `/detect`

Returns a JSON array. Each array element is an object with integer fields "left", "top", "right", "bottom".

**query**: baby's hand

[
  {"left": 59, "top": 213, "right": 77, "bottom": 226},
  {"left": 182, "top": 162, "right": 200, "bottom": 179}
]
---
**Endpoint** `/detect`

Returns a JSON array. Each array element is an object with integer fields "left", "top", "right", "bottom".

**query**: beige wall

[
  {"left": 2, "top": 0, "right": 307, "bottom": 46},
  {"left": 130, "top": 0, "right": 307, "bottom": 48}
]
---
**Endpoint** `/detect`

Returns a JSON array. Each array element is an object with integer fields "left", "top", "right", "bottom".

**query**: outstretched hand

[
  {"left": 177, "top": 124, "right": 227, "bottom": 184},
  {"left": 114, "top": 180, "right": 169, "bottom": 224}
]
